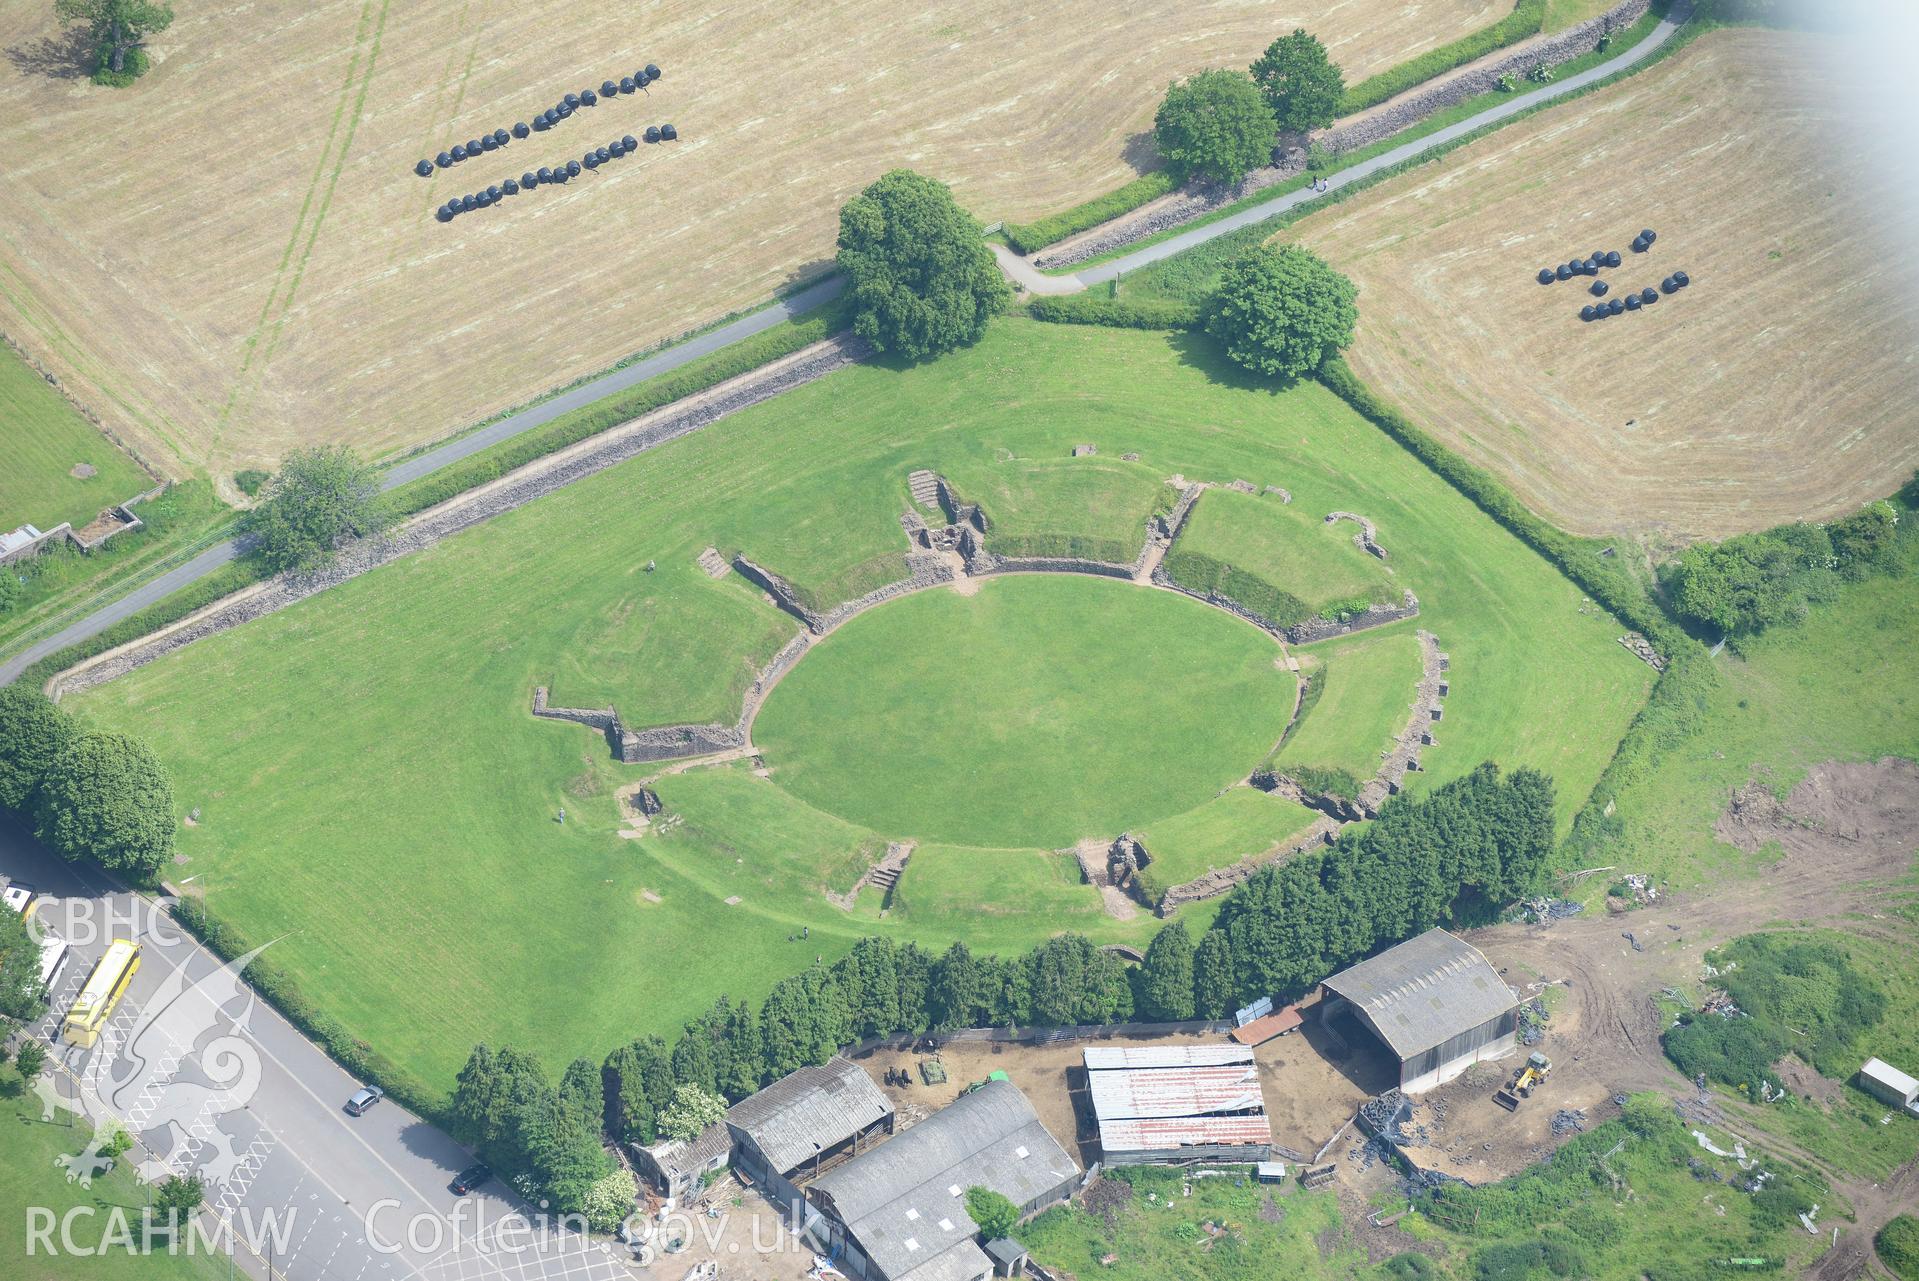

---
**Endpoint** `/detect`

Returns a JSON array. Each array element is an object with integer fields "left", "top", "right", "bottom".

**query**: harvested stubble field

[
  {"left": 70, "top": 320, "right": 1650, "bottom": 1083},
  {"left": 1291, "top": 28, "right": 1919, "bottom": 546},
  {"left": 0, "top": 0, "right": 1505, "bottom": 480}
]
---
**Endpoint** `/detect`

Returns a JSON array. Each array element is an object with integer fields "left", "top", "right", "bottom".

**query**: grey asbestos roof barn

[
  {"left": 726, "top": 1056, "right": 893, "bottom": 1176},
  {"left": 810, "top": 1079, "right": 1079, "bottom": 1281},
  {"left": 1320, "top": 928, "right": 1516, "bottom": 1061}
]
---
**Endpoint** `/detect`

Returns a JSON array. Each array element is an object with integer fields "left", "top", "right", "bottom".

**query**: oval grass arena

[{"left": 751, "top": 575, "right": 1296, "bottom": 848}]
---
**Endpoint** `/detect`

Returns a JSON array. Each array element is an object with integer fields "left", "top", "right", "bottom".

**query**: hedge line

[
  {"left": 1340, "top": 0, "right": 1548, "bottom": 114},
  {"left": 1002, "top": 173, "right": 1177, "bottom": 256},
  {"left": 387, "top": 301, "right": 851, "bottom": 519},
  {"left": 1026, "top": 295, "right": 1201, "bottom": 330},
  {"left": 171, "top": 895, "right": 451, "bottom": 1122},
  {"left": 1160, "top": 550, "right": 1311, "bottom": 628},
  {"left": 22, "top": 560, "right": 260, "bottom": 690}
]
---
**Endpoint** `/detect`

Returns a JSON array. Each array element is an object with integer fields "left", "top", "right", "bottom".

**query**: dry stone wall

[
  {"left": 1033, "top": 0, "right": 1648, "bottom": 270},
  {"left": 50, "top": 337, "right": 867, "bottom": 699},
  {"left": 1282, "top": 589, "right": 1420, "bottom": 645}
]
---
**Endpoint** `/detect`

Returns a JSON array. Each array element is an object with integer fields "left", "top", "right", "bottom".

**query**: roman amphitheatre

[{"left": 0, "top": 0, "right": 1508, "bottom": 483}]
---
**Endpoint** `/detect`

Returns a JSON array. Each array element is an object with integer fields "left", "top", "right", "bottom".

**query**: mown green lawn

[
  {"left": 753, "top": 576, "right": 1294, "bottom": 849},
  {"left": 0, "top": 344, "right": 149, "bottom": 532},
  {"left": 1171, "top": 486, "right": 1399, "bottom": 610},
  {"left": 941, "top": 456, "right": 1170, "bottom": 562},
  {"left": 1274, "top": 627, "right": 1426, "bottom": 779},
  {"left": 0, "top": 1083, "right": 226, "bottom": 1281},
  {"left": 74, "top": 320, "right": 1649, "bottom": 1086},
  {"left": 1132, "top": 789, "right": 1323, "bottom": 890}
]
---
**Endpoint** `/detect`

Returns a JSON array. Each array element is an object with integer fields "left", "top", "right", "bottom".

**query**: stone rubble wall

[
  {"left": 1157, "top": 817, "right": 1342, "bottom": 914},
  {"left": 733, "top": 555, "right": 830, "bottom": 633},
  {"left": 1281, "top": 589, "right": 1420, "bottom": 646},
  {"left": 1033, "top": 0, "right": 1649, "bottom": 270},
  {"left": 530, "top": 687, "right": 619, "bottom": 732},
  {"left": 972, "top": 554, "right": 1135, "bottom": 582},
  {"left": 618, "top": 723, "right": 745, "bottom": 763},
  {"left": 1325, "top": 511, "right": 1387, "bottom": 560},
  {"left": 1355, "top": 628, "right": 1448, "bottom": 815},
  {"left": 49, "top": 337, "right": 868, "bottom": 698}
]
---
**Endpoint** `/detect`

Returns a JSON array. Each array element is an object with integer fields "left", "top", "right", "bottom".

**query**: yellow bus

[{"left": 62, "top": 939, "right": 141, "bottom": 1048}]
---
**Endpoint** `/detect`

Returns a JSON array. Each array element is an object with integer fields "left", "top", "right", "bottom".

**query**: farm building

[
  {"left": 1082, "top": 1043, "right": 1274, "bottom": 1165},
  {"left": 727, "top": 1056, "right": 895, "bottom": 1220},
  {"left": 629, "top": 1118, "right": 731, "bottom": 1203},
  {"left": 805, "top": 1078, "right": 1081, "bottom": 1281},
  {"left": 1230, "top": 1004, "right": 1303, "bottom": 1047},
  {"left": 1858, "top": 1058, "right": 1919, "bottom": 1114},
  {"left": 1319, "top": 928, "right": 1519, "bottom": 1093}
]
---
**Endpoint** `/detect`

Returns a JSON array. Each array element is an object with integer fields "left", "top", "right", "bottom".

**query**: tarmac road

[{"left": 1, "top": 818, "right": 635, "bottom": 1281}]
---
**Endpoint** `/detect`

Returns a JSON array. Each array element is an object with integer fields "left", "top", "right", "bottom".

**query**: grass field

[
  {"left": 754, "top": 576, "right": 1295, "bottom": 848},
  {"left": 1169, "top": 486, "right": 1400, "bottom": 610},
  {"left": 0, "top": 0, "right": 1506, "bottom": 482},
  {"left": 0, "top": 1083, "right": 226, "bottom": 1281},
  {"left": 0, "top": 343, "right": 147, "bottom": 531},
  {"left": 1131, "top": 789, "right": 1323, "bottom": 889},
  {"left": 1273, "top": 626, "right": 1425, "bottom": 779},
  {"left": 1289, "top": 28, "right": 1919, "bottom": 546},
  {"left": 945, "top": 457, "right": 1170, "bottom": 563},
  {"left": 71, "top": 319, "right": 1650, "bottom": 1084}
]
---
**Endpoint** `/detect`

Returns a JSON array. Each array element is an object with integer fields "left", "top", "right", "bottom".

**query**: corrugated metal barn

[
  {"left": 726, "top": 1056, "right": 895, "bottom": 1222},
  {"left": 1319, "top": 928, "right": 1519, "bottom": 1093},
  {"left": 1083, "top": 1043, "right": 1273, "bottom": 1165}
]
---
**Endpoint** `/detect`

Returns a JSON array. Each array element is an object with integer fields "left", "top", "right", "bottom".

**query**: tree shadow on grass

[
  {"left": 1164, "top": 328, "right": 1304, "bottom": 397},
  {"left": 5, "top": 28, "right": 93, "bottom": 82}
]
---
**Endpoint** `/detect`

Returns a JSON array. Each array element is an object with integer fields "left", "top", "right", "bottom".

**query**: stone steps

[
  {"left": 696, "top": 546, "right": 729, "bottom": 578},
  {"left": 907, "top": 469, "right": 941, "bottom": 509}
]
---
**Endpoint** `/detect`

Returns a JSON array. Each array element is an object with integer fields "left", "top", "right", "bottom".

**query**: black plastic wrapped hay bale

[
  {"left": 1673, "top": 269, "right": 1690, "bottom": 287},
  {"left": 1641, "top": 289, "right": 1658, "bottom": 305},
  {"left": 494, "top": 128, "right": 510, "bottom": 145},
  {"left": 584, "top": 153, "right": 600, "bottom": 170},
  {"left": 592, "top": 145, "right": 607, "bottom": 162},
  {"left": 582, "top": 89, "right": 598, "bottom": 107},
  {"left": 620, "top": 76, "right": 636, "bottom": 94},
  {"left": 503, "top": 179, "right": 519, "bottom": 195},
  {"left": 1537, "top": 268, "right": 1555, "bottom": 285},
  {"left": 645, "top": 63, "right": 661, "bottom": 80},
  {"left": 537, "top": 166, "right": 554, "bottom": 183},
  {"left": 1590, "top": 280, "right": 1608, "bottom": 297},
  {"left": 1640, "top": 228, "right": 1656, "bottom": 244},
  {"left": 461, "top": 194, "right": 477, "bottom": 211},
  {"left": 436, "top": 206, "right": 455, "bottom": 223},
  {"left": 564, "top": 92, "right": 580, "bottom": 108},
  {"left": 644, "top": 125, "right": 661, "bottom": 143},
  {"left": 436, "top": 150, "right": 453, "bottom": 168},
  {"left": 415, "top": 158, "right": 434, "bottom": 177},
  {"left": 1625, "top": 294, "right": 1641, "bottom": 311},
  {"left": 1606, "top": 250, "right": 1621, "bottom": 267},
  {"left": 1631, "top": 237, "right": 1648, "bottom": 253},
  {"left": 513, "top": 122, "right": 530, "bottom": 139},
  {"left": 480, "top": 135, "right": 498, "bottom": 152},
  {"left": 1608, "top": 299, "right": 1623, "bottom": 315},
  {"left": 556, "top": 101, "right": 572, "bottom": 118},
  {"left": 522, "top": 170, "right": 538, "bottom": 187},
  {"left": 622, "top": 134, "right": 638, "bottom": 151},
  {"left": 660, "top": 123, "right": 677, "bottom": 140},
  {"left": 566, "top": 159, "right": 582, "bottom": 177},
  {"left": 602, "top": 79, "right": 619, "bottom": 96},
  {"left": 1585, "top": 257, "right": 1602, "bottom": 273},
  {"left": 1580, "top": 305, "right": 1595, "bottom": 321},
  {"left": 451, "top": 144, "right": 468, "bottom": 162}
]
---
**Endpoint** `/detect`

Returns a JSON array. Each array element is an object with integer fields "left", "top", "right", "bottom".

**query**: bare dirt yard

[
  {"left": 1293, "top": 29, "right": 1919, "bottom": 549},
  {"left": 0, "top": 0, "right": 1502, "bottom": 482}
]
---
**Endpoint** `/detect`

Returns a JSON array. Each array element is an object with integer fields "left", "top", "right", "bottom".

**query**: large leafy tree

[
  {"left": 659, "top": 1083, "right": 728, "bottom": 1143},
  {"left": 1192, "top": 930, "right": 1236, "bottom": 1020},
  {"left": 243, "top": 444, "right": 393, "bottom": 575},
  {"left": 54, "top": 0, "right": 173, "bottom": 82},
  {"left": 1206, "top": 243, "right": 1358, "bottom": 381},
  {"left": 965, "top": 1187, "right": 1020, "bottom": 1241},
  {"left": 34, "top": 732, "right": 175, "bottom": 876},
  {"left": 1153, "top": 69, "right": 1277, "bottom": 186},
  {"left": 1249, "top": 30, "right": 1345, "bottom": 134},
  {"left": 601, "top": 1036, "right": 675, "bottom": 1142},
  {"left": 837, "top": 169, "right": 1010, "bottom": 361},
  {"left": 0, "top": 685, "right": 76, "bottom": 814}
]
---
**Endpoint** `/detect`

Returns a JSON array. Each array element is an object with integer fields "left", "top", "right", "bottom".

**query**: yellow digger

[{"left": 1494, "top": 1052, "right": 1553, "bottom": 1112}]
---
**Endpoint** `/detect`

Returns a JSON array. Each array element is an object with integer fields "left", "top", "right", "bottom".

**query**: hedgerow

[
  {"left": 1003, "top": 173, "right": 1177, "bottom": 256},
  {"left": 1160, "top": 550, "right": 1312, "bottom": 628},
  {"left": 1340, "top": 0, "right": 1548, "bottom": 115},
  {"left": 1026, "top": 295, "right": 1200, "bottom": 330}
]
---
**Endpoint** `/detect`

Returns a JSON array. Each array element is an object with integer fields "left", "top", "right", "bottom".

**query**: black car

[{"left": 451, "top": 1164, "right": 493, "bottom": 1195}]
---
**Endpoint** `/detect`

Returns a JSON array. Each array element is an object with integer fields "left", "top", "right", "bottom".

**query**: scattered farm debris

[{"left": 1549, "top": 1108, "right": 1586, "bottom": 1136}]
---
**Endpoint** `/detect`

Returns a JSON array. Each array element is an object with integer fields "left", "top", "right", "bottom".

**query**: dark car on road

[
  {"left": 344, "top": 1085, "right": 384, "bottom": 1116},
  {"left": 451, "top": 1164, "right": 493, "bottom": 1195}
]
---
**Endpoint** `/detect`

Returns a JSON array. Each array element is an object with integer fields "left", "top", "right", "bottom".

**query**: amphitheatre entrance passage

[{"left": 750, "top": 575, "right": 1295, "bottom": 849}]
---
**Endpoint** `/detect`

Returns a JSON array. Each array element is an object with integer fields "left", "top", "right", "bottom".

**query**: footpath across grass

[{"left": 72, "top": 320, "right": 1650, "bottom": 1086}]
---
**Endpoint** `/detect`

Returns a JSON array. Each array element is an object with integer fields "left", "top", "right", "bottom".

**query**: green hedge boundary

[
  {"left": 170, "top": 895, "right": 451, "bottom": 1123},
  {"left": 1003, "top": 173, "right": 1177, "bottom": 256},
  {"left": 388, "top": 301, "right": 851, "bottom": 518},
  {"left": 1341, "top": 0, "right": 1548, "bottom": 114},
  {"left": 1027, "top": 296, "right": 1201, "bottom": 330}
]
